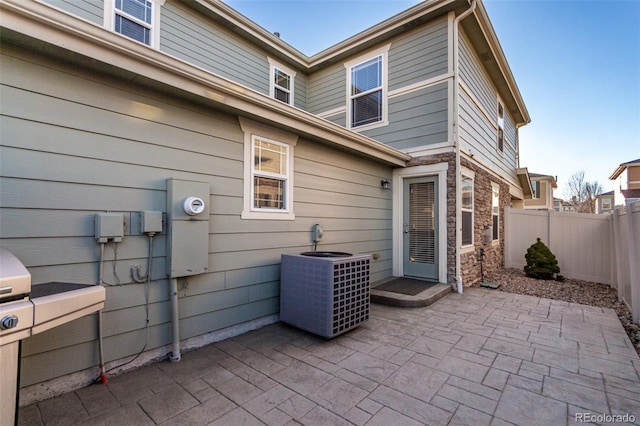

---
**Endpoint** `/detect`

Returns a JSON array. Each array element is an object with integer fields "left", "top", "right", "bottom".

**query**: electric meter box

[{"left": 166, "top": 179, "right": 210, "bottom": 278}]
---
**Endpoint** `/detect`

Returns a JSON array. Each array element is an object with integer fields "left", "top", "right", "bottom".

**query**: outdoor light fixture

[{"left": 381, "top": 179, "right": 391, "bottom": 190}]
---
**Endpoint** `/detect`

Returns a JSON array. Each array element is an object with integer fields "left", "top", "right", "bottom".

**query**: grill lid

[{"left": 0, "top": 247, "right": 31, "bottom": 301}]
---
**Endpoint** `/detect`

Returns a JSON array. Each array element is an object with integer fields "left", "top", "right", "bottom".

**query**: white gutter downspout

[{"left": 453, "top": 0, "right": 477, "bottom": 294}]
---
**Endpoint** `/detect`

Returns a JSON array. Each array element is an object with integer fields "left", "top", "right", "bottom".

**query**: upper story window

[
  {"left": 602, "top": 198, "right": 612, "bottom": 210},
  {"left": 268, "top": 58, "right": 295, "bottom": 106},
  {"left": 274, "top": 69, "right": 291, "bottom": 103},
  {"left": 461, "top": 175, "right": 474, "bottom": 247},
  {"left": 115, "top": 0, "right": 152, "bottom": 44},
  {"left": 345, "top": 44, "right": 390, "bottom": 130},
  {"left": 497, "top": 102, "right": 505, "bottom": 153},
  {"left": 105, "top": 0, "right": 161, "bottom": 48},
  {"left": 351, "top": 56, "right": 382, "bottom": 127}
]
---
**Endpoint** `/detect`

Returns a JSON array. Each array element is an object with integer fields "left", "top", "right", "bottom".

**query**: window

[
  {"left": 461, "top": 175, "right": 474, "bottom": 246},
  {"left": 252, "top": 137, "right": 288, "bottom": 210},
  {"left": 114, "top": 0, "right": 153, "bottom": 45},
  {"left": 497, "top": 103, "right": 505, "bottom": 153},
  {"left": 274, "top": 69, "right": 291, "bottom": 103},
  {"left": 345, "top": 45, "right": 389, "bottom": 130},
  {"left": 239, "top": 117, "right": 297, "bottom": 220},
  {"left": 602, "top": 198, "right": 612, "bottom": 210},
  {"left": 350, "top": 56, "right": 382, "bottom": 127},
  {"left": 492, "top": 183, "right": 500, "bottom": 241},
  {"left": 531, "top": 181, "right": 541, "bottom": 199},
  {"left": 268, "top": 58, "right": 296, "bottom": 105}
]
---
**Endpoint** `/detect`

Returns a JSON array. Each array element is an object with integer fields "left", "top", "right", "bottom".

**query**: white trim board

[{"left": 392, "top": 163, "right": 449, "bottom": 284}]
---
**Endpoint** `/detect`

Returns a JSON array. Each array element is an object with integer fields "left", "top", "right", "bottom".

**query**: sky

[{"left": 224, "top": 0, "right": 640, "bottom": 197}]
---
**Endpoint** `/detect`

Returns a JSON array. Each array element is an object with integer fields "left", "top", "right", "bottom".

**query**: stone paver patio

[{"left": 19, "top": 288, "right": 640, "bottom": 425}]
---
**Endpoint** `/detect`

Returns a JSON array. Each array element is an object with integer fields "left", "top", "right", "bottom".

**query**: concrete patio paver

[{"left": 19, "top": 288, "right": 640, "bottom": 425}]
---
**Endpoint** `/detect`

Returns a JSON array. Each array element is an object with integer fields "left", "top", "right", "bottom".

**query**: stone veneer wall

[
  {"left": 459, "top": 158, "right": 510, "bottom": 285},
  {"left": 407, "top": 153, "right": 457, "bottom": 286}
]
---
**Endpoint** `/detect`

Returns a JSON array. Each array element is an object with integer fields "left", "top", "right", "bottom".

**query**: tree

[
  {"left": 563, "top": 170, "right": 604, "bottom": 213},
  {"left": 524, "top": 238, "right": 560, "bottom": 280}
]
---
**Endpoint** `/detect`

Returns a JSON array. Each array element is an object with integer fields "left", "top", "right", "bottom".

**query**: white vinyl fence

[{"left": 505, "top": 200, "right": 640, "bottom": 323}]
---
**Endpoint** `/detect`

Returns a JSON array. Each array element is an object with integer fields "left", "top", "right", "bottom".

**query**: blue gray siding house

[{"left": 0, "top": 0, "right": 531, "bottom": 403}]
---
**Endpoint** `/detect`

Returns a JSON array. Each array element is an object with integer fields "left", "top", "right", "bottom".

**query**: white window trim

[
  {"left": 104, "top": 0, "right": 163, "bottom": 49},
  {"left": 491, "top": 182, "right": 500, "bottom": 242},
  {"left": 268, "top": 57, "right": 296, "bottom": 106},
  {"left": 239, "top": 117, "right": 297, "bottom": 220},
  {"left": 461, "top": 167, "right": 474, "bottom": 250},
  {"left": 344, "top": 44, "right": 391, "bottom": 131},
  {"left": 497, "top": 100, "right": 505, "bottom": 154},
  {"left": 392, "top": 163, "right": 449, "bottom": 284}
]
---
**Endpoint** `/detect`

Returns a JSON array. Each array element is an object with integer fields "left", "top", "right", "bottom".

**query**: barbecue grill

[{"left": 0, "top": 247, "right": 105, "bottom": 424}]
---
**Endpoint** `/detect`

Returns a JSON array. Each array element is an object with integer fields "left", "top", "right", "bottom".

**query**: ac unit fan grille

[{"left": 332, "top": 259, "right": 370, "bottom": 335}]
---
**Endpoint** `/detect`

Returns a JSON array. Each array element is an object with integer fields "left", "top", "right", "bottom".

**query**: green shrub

[{"left": 524, "top": 238, "right": 560, "bottom": 280}]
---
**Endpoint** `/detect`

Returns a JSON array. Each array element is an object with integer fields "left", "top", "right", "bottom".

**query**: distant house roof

[
  {"left": 622, "top": 189, "right": 640, "bottom": 200},
  {"left": 597, "top": 190, "right": 614, "bottom": 197},
  {"left": 529, "top": 173, "right": 558, "bottom": 189},
  {"left": 609, "top": 158, "right": 640, "bottom": 180}
]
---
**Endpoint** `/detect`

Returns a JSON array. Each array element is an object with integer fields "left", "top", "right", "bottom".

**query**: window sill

[
  {"left": 349, "top": 119, "right": 389, "bottom": 132},
  {"left": 241, "top": 210, "right": 295, "bottom": 221},
  {"left": 460, "top": 245, "right": 475, "bottom": 254}
]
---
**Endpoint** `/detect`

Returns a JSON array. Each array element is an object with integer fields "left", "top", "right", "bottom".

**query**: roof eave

[
  {"left": 307, "top": 0, "right": 464, "bottom": 67},
  {"left": 468, "top": 1, "right": 530, "bottom": 126},
  {"left": 516, "top": 167, "right": 533, "bottom": 199},
  {"left": 0, "top": 0, "right": 409, "bottom": 167}
]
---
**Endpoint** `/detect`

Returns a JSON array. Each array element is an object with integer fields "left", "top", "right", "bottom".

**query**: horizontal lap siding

[
  {"left": 209, "top": 139, "right": 394, "bottom": 281},
  {"left": 307, "top": 64, "right": 346, "bottom": 116},
  {"left": 1, "top": 48, "right": 393, "bottom": 387},
  {"left": 294, "top": 73, "right": 308, "bottom": 110},
  {"left": 160, "top": 2, "right": 270, "bottom": 95},
  {"left": 41, "top": 0, "right": 103, "bottom": 25},
  {"left": 1, "top": 49, "right": 241, "bottom": 385},
  {"left": 503, "top": 106, "right": 516, "bottom": 147},
  {"left": 388, "top": 17, "right": 448, "bottom": 91},
  {"left": 308, "top": 19, "right": 449, "bottom": 148},
  {"left": 459, "top": 33, "right": 495, "bottom": 122},
  {"left": 363, "top": 83, "right": 448, "bottom": 150},
  {"left": 458, "top": 32, "right": 518, "bottom": 183}
]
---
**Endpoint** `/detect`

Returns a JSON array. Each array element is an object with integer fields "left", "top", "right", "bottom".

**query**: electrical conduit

[
  {"left": 97, "top": 243, "right": 107, "bottom": 383},
  {"left": 169, "top": 278, "right": 181, "bottom": 362}
]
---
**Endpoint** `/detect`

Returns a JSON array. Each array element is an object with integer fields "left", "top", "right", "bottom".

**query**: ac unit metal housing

[{"left": 280, "top": 253, "right": 371, "bottom": 338}]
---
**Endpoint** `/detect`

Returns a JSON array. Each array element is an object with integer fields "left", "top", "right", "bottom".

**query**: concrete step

[{"left": 371, "top": 278, "right": 452, "bottom": 308}]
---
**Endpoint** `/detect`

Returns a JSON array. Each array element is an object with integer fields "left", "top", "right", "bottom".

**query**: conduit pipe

[
  {"left": 453, "top": 0, "right": 477, "bottom": 294},
  {"left": 169, "top": 278, "right": 181, "bottom": 362},
  {"left": 97, "top": 243, "right": 107, "bottom": 383}
]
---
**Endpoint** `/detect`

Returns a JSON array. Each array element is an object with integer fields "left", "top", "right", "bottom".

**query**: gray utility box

[
  {"left": 166, "top": 178, "right": 210, "bottom": 278},
  {"left": 280, "top": 253, "right": 371, "bottom": 338}
]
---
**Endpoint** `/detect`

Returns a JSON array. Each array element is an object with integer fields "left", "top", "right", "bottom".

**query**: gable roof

[
  {"left": 609, "top": 158, "right": 640, "bottom": 180},
  {"left": 1, "top": 0, "right": 529, "bottom": 163},
  {"left": 192, "top": 0, "right": 530, "bottom": 126},
  {"left": 529, "top": 173, "right": 557, "bottom": 188}
]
